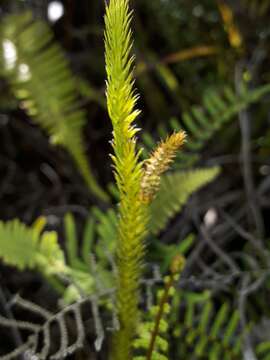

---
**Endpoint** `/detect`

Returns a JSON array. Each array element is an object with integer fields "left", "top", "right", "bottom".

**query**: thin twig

[{"left": 235, "top": 61, "right": 265, "bottom": 238}]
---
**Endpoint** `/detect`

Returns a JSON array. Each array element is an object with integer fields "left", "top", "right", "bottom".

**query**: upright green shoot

[
  {"left": 104, "top": 0, "right": 148, "bottom": 358},
  {"left": 104, "top": 1, "right": 186, "bottom": 358}
]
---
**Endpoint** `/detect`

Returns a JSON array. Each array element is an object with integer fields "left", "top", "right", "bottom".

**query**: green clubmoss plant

[{"left": 104, "top": 1, "right": 186, "bottom": 358}]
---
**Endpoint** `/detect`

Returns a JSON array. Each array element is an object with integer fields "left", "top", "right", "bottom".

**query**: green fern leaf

[
  {"left": 142, "top": 85, "right": 270, "bottom": 167},
  {"left": 0, "top": 217, "right": 98, "bottom": 305},
  {"left": 182, "top": 84, "right": 270, "bottom": 163},
  {"left": 0, "top": 219, "right": 66, "bottom": 275},
  {"left": 149, "top": 167, "right": 220, "bottom": 234},
  {"left": 173, "top": 294, "right": 246, "bottom": 359},
  {"left": 0, "top": 11, "right": 108, "bottom": 202}
]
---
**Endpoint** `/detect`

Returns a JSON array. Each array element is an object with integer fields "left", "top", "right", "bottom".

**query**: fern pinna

[
  {"left": 149, "top": 167, "right": 220, "bottom": 235},
  {"left": 0, "top": 11, "right": 108, "bottom": 202}
]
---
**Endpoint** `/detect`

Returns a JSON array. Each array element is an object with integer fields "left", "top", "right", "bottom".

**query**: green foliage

[
  {"left": 92, "top": 207, "right": 118, "bottom": 256},
  {"left": 0, "top": 216, "right": 98, "bottom": 304},
  {"left": 0, "top": 218, "right": 67, "bottom": 275},
  {"left": 104, "top": 0, "right": 149, "bottom": 358},
  {"left": 133, "top": 300, "right": 171, "bottom": 360},
  {"left": 87, "top": 168, "right": 220, "bottom": 254},
  {"left": 0, "top": 219, "right": 40, "bottom": 270},
  {"left": 172, "top": 293, "right": 246, "bottom": 359},
  {"left": 149, "top": 167, "right": 220, "bottom": 235},
  {"left": 64, "top": 212, "right": 94, "bottom": 271},
  {"left": 151, "top": 234, "right": 194, "bottom": 273},
  {"left": 257, "top": 341, "right": 270, "bottom": 360},
  {"left": 62, "top": 211, "right": 115, "bottom": 304},
  {"left": 133, "top": 299, "right": 171, "bottom": 360},
  {"left": 0, "top": 11, "right": 108, "bottom": 202},
  {"left": 142, "top": 85, "right": 270, "bottom": 167},
  {"left": 62, "top": 212, "right": 96, "bottom": 303},
  {"left": 133, "top": 256, "right": 185, "bottom": 360},
  {"left": 62, "top": 205, "right": 197, "bottom": 300},
  {"left": 103, "top": 5, "right": 221, "bottom": 351}
]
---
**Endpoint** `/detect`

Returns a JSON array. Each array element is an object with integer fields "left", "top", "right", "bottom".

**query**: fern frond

[
  {"left": 142, "top": 85, "right": 270, "bottom": 167},
  {"left": 0, "top": 213, "right": 115, "bottom": 305},
  {"left": 172, "top": 294, "right": 246, "bottom": 359},
  {"left": 105, "top": 1, "right": 148, "bottom": 357},
  {"left": 140, "top": 131, "right": 186, "bottom": 204},
  {"left": 0, "top": 11, "right": 108, "bottom": 202},
  {"left": 0, "top": 219, "right": 67, "bottom": 275},
  {"left": 149, "top": 167, "right": 220, "bottom": 235},
  {"left": 180, "top": 84, "right": 270, "bottom": 163}
]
